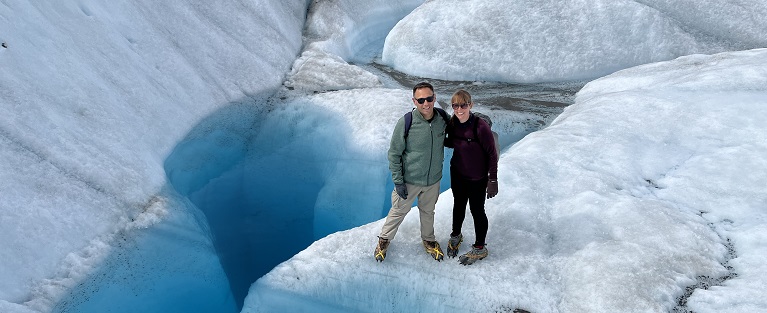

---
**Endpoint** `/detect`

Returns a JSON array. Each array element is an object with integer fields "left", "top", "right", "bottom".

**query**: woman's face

[{"left": 452, "top": 101, "right": 473, "bottom": 123}]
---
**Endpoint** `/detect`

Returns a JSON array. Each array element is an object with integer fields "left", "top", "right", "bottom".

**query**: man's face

[{"left": 412, "top": 87, "right": 435, "bottom": 119}]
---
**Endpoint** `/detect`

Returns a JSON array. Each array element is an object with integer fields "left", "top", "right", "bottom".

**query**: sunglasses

[
  {"left": 452, "top": 103, "right": 470, "bottom": 109},
  {"left": 414, "top": 96, "right": 435, "bottom": 104}
]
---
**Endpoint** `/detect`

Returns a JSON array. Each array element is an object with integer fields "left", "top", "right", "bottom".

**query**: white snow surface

[
  {"left": 383, "top": 0, "right": 767, "bottom": 83},
  {"left": 283, "top": 0, "right": 424, "bottom": 92},
  {"left": 1, "top": 0, "right": 767, "bottom": 312},
  {"left": 246, "top": 48, "right": 767, "bottom": 312}
]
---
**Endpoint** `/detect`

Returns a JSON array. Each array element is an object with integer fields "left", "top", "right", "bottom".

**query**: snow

[
  {"left": 1, "top": 0, "right": 766, "bottom": 312},
  {"left": 283, "top": 0, "right": 424, "bottom": 92},
  {"left": 382, "top": 0, "right": 767, "bottom": 83},
  {"left": 245, "top": 48, "right": 767, "bottom": 312}
]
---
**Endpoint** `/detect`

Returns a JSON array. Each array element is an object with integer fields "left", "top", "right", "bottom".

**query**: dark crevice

[
  {"left": 672, "top": 219, "right": 738, "bottom": 313},
  {"left": 496, "top": 307, "right": 533, "bottom": 313}
]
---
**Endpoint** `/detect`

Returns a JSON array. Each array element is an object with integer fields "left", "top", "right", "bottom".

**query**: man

[{"left": 375, "top": 82, "right": 447, "bottom": 262}]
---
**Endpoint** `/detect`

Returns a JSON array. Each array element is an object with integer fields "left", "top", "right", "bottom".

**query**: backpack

[
  {"left": 454, "top": 112, "right": 501, "bottom": 157},
  {"left": 403, "top": 107, "right": 450, "bottom": 139}
]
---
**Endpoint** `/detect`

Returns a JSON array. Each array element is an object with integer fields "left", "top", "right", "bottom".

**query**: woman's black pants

[{"left": 450, "top": 172, "right": 488, "bottom": 246}]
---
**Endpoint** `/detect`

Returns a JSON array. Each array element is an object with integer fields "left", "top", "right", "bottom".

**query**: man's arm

[{"left": 388, "top": 118, "right": 407, "bottom": 184}]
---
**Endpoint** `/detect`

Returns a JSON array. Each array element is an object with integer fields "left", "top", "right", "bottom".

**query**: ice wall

[
  {"left": 383, "top": 0, "right": 767, "bottom": 83},
  {"left": 284, "top": 0, "right": 425, "bottom": 92},
  {"left": 0, "top": 0, "right": 309, "bottom": 311}
]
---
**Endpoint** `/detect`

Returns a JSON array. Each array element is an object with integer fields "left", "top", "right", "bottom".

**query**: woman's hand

[{"left": 486, "top": 180, "right": 498, "bottom": 199}]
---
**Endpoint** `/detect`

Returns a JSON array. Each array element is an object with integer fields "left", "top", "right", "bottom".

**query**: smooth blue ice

[
  {"left": 164, "top": 100, "right": 373, "bottom": 307},
  {"left": 47, "top": 92, "right": 450, "bottom": 311},
  {"left": 52, "top": 190, "right": 237, "bottom": 313}
]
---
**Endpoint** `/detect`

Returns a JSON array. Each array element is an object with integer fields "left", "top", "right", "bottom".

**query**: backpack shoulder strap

[
  {"left": 472, "top": 114, "right": 481, "bottom": 145},
  {"left": 403, "top": 110, "right": 413, "bottom": 139},
  {"left": 434, "top": 107, "right": 449, "bottom": 124},
  {"left": 405, "top": 107, "right": 447, "bottom": 139}
]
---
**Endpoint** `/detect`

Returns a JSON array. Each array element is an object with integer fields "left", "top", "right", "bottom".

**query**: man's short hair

[{"left": 412, "top": 82, "right": 434, "bottom": 95}]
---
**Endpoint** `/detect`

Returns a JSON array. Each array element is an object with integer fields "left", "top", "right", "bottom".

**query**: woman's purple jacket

[{"left": 445, "top": 114, "right": 498, "bottom": 181}]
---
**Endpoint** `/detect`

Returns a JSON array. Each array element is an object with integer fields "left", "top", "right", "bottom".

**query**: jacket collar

[{"left": 413, "top": 107, "right": 436, "bottom": 122}]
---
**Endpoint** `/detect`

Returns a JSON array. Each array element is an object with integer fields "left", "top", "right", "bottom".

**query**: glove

[
  {"left": 486, "top": 180, "right": 498, "bottom": 199},
  {"left": 395, "top": 183, "right": 408, "bottom": 200}
]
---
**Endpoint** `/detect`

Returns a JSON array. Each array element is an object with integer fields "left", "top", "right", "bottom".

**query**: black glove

[
  {"left": 486, "top": 180, "right": 498, "bottom": 199},
  {"left": 395, "top": 183, "right": 408, "bottom": 200}
]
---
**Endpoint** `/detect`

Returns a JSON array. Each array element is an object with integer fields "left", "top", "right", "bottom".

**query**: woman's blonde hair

[{"left": 451, "top": 89, "right": 472, "bottom": 105}]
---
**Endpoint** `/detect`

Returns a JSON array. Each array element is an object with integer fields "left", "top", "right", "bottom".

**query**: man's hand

[
  {"left": 395, "top": 183, "right": 408, "bottom": 199},
  {"left": 486, "top": 180, "right": 498, "bottom": 199}
]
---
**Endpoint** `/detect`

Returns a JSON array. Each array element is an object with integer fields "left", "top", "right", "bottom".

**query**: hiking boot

[
  {"left": 374, "top": 237, "right": 389, "bottom": 262},
  {"left": 423, "top": 240, "right": 444, "bottom": 262},
  {"left": 446, "top": 233, "right": 463, "bottom": 258},
  {"left": 458, "top": 244, "right": 488, "bottom": 265}
]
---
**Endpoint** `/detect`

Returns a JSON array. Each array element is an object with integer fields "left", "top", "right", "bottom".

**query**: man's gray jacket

[{"left": 388, "top": 108, "right": 447, "bottom": 186}]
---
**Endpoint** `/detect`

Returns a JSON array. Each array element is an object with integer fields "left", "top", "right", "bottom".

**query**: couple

[{"left": 374, "top": 82, "right": 499, "bottom": 265}]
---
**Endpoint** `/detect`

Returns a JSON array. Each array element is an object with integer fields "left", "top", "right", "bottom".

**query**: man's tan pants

[{"left": 378, "top": 182, "right": 440, "bottom": 242}]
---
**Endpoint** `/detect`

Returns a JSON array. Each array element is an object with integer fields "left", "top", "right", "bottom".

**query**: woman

[{"left": 445, "top": 89, "right": 499, "bottom": 265}]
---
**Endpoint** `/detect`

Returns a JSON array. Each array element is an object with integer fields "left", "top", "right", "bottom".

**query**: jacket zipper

[{"left": 427, "top": 121, "right": 433, "bottom": 184}]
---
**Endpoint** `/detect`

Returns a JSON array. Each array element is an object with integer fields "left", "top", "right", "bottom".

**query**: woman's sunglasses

[{"left": 452, "top": 103, "right": 470, "bottom": 109}]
